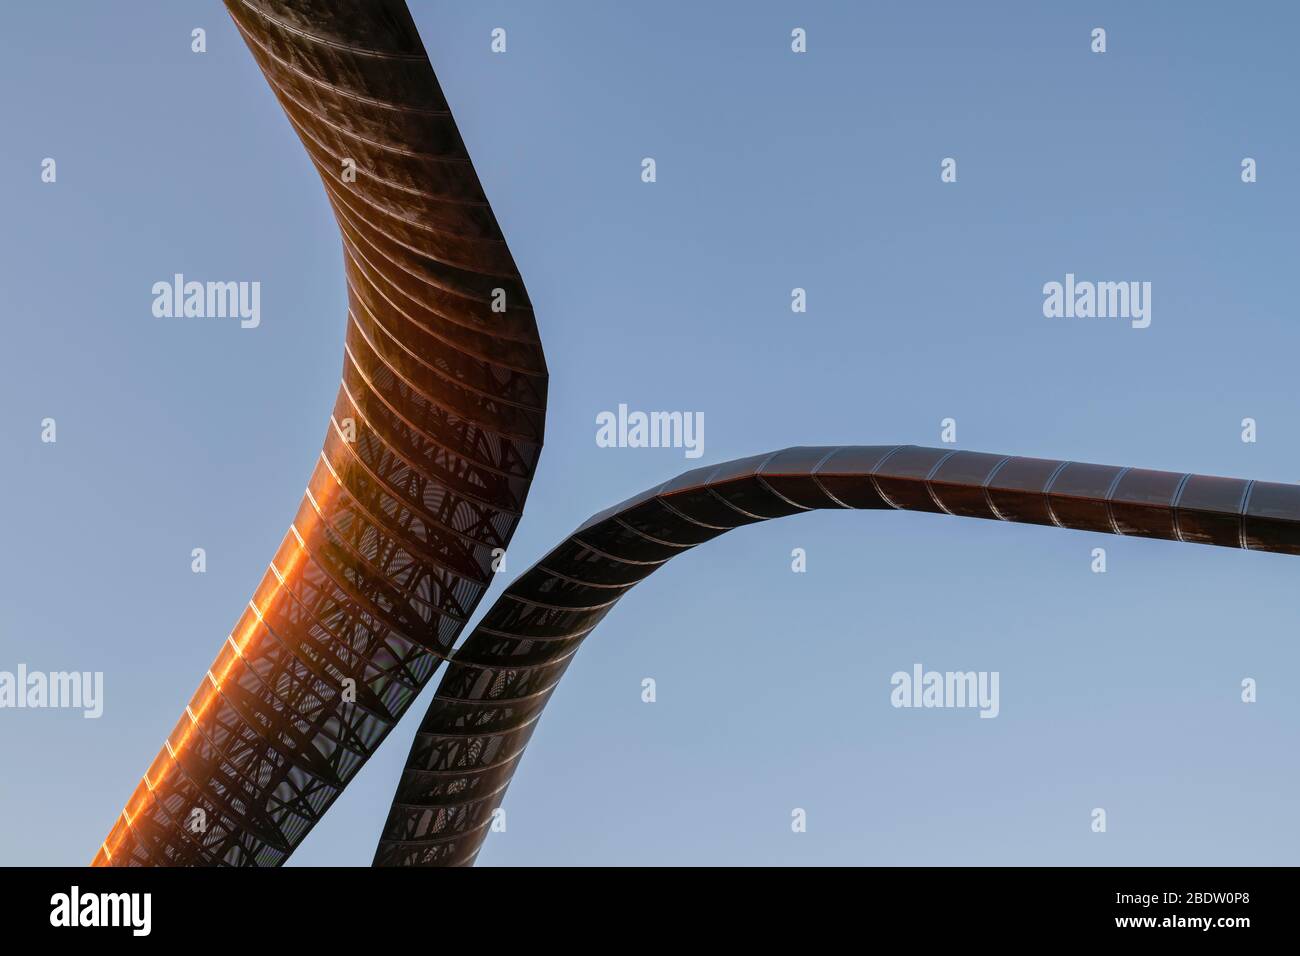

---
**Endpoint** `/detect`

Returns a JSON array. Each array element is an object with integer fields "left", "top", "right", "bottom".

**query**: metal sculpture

[
  {"left": 92, "top": 1, "right": 1300, "bottom": 868},
  {"left": 374, "top": 444, "right": 1300, "bottom": 865},
  {"left": 94, "top": 0, "right": 546, "bottom": 866}
]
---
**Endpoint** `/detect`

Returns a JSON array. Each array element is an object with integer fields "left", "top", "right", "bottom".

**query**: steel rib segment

[
  {"left": 373, "top": 445, "right": 1300, "bottom": 865},
  {"left": 93, "top": 0, "right": 546, "bottom": 866}
]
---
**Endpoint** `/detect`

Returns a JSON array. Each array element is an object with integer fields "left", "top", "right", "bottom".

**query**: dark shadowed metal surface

[
  {"left": 374, "top": 444, "right": 1300, "bottom": 866},
  {"left": 94, "top": 0, "right": 546, "bottom": 866}
]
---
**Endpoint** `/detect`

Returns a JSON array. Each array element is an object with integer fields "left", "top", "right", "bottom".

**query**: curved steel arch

[
  {"left": 94, "top": 0, "right": 546, "bottom": 866},
  {"left": 374, "top": 443, "right": 1300, "bottom": 866}
]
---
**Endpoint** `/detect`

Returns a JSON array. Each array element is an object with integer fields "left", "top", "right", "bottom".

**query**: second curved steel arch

[{"left": 373, "top": 444, "right": 1300, "bottom": 866}]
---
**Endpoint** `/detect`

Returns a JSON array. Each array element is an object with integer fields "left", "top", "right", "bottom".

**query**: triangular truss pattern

[
  {"left": 93, "top": 0, "right": 547, "bottom": 868},
  {"left": 373, "top": 445, "right": 1300, "bottom": 866}
]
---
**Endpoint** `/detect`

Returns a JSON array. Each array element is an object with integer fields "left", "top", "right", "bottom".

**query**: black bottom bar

[{"left": 1, "top": 865, "right": 1279, "bottom": 942}]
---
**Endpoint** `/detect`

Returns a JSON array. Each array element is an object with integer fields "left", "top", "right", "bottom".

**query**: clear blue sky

[{"left": 2, "top": 1, "right": 1298, "bottom": 866}]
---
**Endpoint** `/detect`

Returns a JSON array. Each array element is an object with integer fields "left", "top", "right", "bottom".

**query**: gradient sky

[{"left": 2, "top": 1, "right": 1299, "bottom": 866}]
